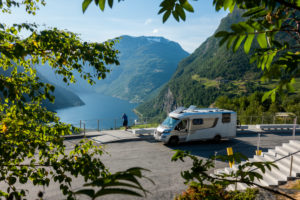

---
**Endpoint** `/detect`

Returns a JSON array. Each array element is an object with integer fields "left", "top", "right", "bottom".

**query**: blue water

[{"left": 55, "top": 93, "right": 138, "bottom": 130}]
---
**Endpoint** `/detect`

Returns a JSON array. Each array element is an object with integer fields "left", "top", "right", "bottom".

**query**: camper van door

[
  {"left": 187, "top": 117, "right": 219, "bottom": 141},
  {"left": 174, "top": 119, "right": 189, "bottom": 140}
]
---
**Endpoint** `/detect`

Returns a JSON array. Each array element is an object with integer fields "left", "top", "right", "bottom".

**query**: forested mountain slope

[
  {"left": 136, "top": 9, "right": 266, "bottom": 121},
  {"left": 94, "top": 35, "right": 189, "bottom": 102}
]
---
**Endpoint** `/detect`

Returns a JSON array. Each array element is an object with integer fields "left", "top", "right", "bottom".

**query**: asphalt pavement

[{"left": 2, "top": 128, "right": 300, "bottom": 200}]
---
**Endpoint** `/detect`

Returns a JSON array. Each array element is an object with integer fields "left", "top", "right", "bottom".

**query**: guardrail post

[
  {"left": 289, "top": 154, "right": 293, "bottom": 177},
  {"left": 97, "top": 120, "right": 100, "bottom": 132},
  {"left": 114, "top": 119, "right": 116, "bottom": 130},
  {"left": 214, "top": 151, "right": 217, "bottom": 167},
  {"left": 84, "top": 123, "right": 86, "bottom": 138},
  {"left": 293, "top": 117, "right": 297, "bottom": 139}
]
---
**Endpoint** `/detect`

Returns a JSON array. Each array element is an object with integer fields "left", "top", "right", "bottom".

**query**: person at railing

[{"left": 122, "top": 113, "right": 128, "bottom": 131}]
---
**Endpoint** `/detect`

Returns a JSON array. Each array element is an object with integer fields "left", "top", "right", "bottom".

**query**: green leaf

[
  {"left": 108, "top": 0, "right": 113, "bottom": 8},
  {"left": 262, "top": 89, "right": 275, "bottom": 102},
  {"left": 99, "top": 0, "right": 105, "bottom": 11},
  {"left": 257, "top": 33, "right": 267, "bottom": 48},
  {"left": 82, "top": 0, "right": 92, "bottom": 13},
  {"left": 265, "top": 52, "right": 276, "bottom": 70},
  {"left": 175, "top": 4, "right": 186, "bottom": 21},
  {"left": 244, "top": 34, "right": 255, "bottom": 54},
  {"left": 163, "top": 10, "right": 171, "bottom": 23},
  {"left": 242, "top": 7, "right": 265, "bottom": 17},
  {"left": 223, "top": 0, "right": 233, "bottom": 10},
  {"left": 75, "top": 189, "right": 95, "bottom": 197},
  {"left": 158, "top": 7, "right": 166, "bottom": 14},
  {"left": 226, "top": 35, "right": 236, "bottom": 49},
  {"left": 215, "top": 31, "right": 228, "bottom": 37},
  {"left": 8, "top": 177, "right": 17, "bottom": 185},
  {"left": 233, "top": 35, "right": 246, "bottom": 52},
  {"left": 94, "top": 188, "right": 143, "bottom": 198},
  {"left": 172, "top": 11, "right": 180, "bottom": 22},
  {"left": 182, "top": 1, "right": 194, "bottom": 12}
]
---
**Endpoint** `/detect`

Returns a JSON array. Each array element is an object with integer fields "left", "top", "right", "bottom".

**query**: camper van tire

[
  {"left": 168, "top": 136, "right": 179, "bottom": 146},
  {"left": 213, "top": 135, "right": 221, "bottom": 142}
]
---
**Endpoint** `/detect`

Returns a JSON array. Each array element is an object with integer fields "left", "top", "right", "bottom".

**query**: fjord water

[{"left": 55, "top": 93, "right": 138, "bottom": 130}]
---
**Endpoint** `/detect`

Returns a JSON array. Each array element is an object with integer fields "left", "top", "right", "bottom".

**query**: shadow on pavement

[{"left": 166, "top": 139, "right": 268, "bottom": 160}]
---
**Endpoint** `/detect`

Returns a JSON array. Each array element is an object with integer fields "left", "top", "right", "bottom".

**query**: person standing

[{"left": 122, "top": 113, "right": 128, "bottom": 131}]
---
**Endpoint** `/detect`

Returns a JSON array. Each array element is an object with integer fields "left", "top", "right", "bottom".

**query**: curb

[{"left": 63, "top": 134, "right": 100, "bottom": 140}]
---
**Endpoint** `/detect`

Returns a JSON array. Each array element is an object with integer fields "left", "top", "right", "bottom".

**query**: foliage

[
  {"left": 175, "top": 185, "right": 258, "bottom": 200},
  {"left": 154, "top": 0, "right": 300, "bottom": 101},
  {"left": 215, "top": 92, "right": 300, "bottom": 124},
  {"left": 212, "top": 0, "right": 300, "bottom": 101},
  {"left": 172, "top": 150, "right": 295, "bottom": 200},
  {"left": 0, "top": 0, "right": 150, "bottom": 199},
  {"left": 76, "top": 167, "right": 153, "bottom": 199}
]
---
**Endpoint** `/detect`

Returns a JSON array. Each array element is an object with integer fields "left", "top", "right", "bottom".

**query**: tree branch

[{"left": 275, "top": 0, "right": 300, "bottom": 10}]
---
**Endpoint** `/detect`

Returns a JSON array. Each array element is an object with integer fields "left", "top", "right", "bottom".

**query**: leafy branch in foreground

[
  {"left": 76, "top": 167, "right": 154, "bottom": 199},
  {"left": 0, "top": 1, "right": 150, "bottom": 199},
  {"left": 213, "top": 0, "right": 300, "bottom": 101},
  {"left": 172, "top": 150, "right": 295, "bottom": 200}
]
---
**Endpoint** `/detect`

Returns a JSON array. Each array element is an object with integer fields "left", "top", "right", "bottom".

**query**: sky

[{"left": 1, "top": 0, "right": 228, "bottom": 53}]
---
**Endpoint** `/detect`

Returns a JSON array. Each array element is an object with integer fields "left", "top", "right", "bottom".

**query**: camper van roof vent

[
  {"left": 173, "top": 107, "right": 185, "bottom": 114},
  {"left": 186, "top": 105, "right": 197, "bottom": 112}
]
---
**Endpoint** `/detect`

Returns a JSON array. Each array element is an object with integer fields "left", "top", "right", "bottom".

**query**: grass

[
  {"left": 191, "top": 75, "right": 300, "bottom": 94},
  {"left": 287, "top": 180, "right": 300, "bottom": 190},
  {"left": 191, "top": 75, "right": 218, "bottom": 88},
  {"left": 119, "top": 123, "right": 159, "bottom": 130}
]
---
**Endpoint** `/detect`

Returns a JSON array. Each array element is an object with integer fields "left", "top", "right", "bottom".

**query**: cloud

[
  {"left": 152, "top": 29, "right": 159, "bottom": 34},
  {"left": 144, "top": 18, "right": 152, "bottom": 25}
]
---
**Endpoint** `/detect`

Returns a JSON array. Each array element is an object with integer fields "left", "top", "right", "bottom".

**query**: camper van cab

[{"left": 154, "top": 106, "right": 237, "bottom": 145}]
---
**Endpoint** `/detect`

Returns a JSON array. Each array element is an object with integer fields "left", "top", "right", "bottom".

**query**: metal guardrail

[
  {"left": 238, "top": 115, "right": 299, "bottom": 125},
  {"left": 74, "top": 117, "right": 152, "bottom": 131},
  {"left": 72, "top": 115, "right": 299, "bottom": 131}
]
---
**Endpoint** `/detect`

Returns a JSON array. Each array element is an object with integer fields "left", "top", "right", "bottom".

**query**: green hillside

[
  {"left": 94, "top": 35, "right": 189, "bottom": 103},
  {"left": 136, "top": 9, "right": 299, "bottom": 122}
]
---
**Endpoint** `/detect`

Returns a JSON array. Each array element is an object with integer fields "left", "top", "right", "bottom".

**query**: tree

[
  {"left": 84, "top": 0, "right": 300, "bottom": 102},
  {"left": 0, "top": 1, "right": 149, "bottom": 199}
]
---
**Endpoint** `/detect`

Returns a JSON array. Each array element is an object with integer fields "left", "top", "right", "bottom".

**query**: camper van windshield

[{"left": 161, "top": 117, "right": 179, "bottom": 128}]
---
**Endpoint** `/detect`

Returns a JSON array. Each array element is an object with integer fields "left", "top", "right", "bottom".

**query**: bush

[{"left": 175, "top": 184, "right": 258, "bottom": 200}]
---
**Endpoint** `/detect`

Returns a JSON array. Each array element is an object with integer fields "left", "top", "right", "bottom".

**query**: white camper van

[{"left": 154, "top": 106, "right": 237, "bottom": 145}]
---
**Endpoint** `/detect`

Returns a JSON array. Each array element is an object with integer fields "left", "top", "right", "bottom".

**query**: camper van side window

[
  {"left": 192, "top": 119, "right": 203, "bottom": 125},
  {"left": 222, "top": 113, "right": 231, "bottom": 123}
]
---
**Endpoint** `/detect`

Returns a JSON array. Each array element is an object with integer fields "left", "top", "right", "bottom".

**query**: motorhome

[{"left": 154, "top": 106, "right": 237, "bottom": 145}]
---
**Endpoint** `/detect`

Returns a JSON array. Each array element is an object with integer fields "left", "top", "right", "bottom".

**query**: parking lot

[{"left": 4, "top": 130, "right": 300, "bottom": 200}]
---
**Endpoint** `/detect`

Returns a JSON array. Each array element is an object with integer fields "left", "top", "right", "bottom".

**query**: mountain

[
  {"left": 36, "top": 35, "right": 189, "bottom": 103},
  {"left": 135, "top": 9, "right": 267, "bottom": 122},
  {"left": 94, "top": 35, "right": 189, "bottom": 102}
]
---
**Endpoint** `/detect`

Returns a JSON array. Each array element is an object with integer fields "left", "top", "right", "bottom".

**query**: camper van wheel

[
  {"left": 213, "top": 135, "right": 221, "bottom": 143},
  {"left": 168, "top": 136, "right": 179, "bottom": 146}
]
